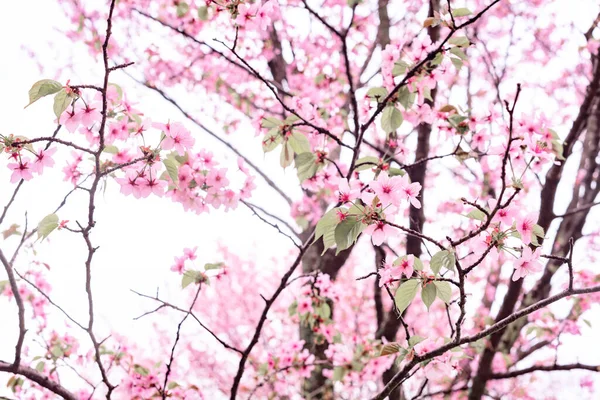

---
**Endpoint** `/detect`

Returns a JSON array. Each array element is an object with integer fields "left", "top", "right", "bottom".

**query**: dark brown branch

[
  {"left": 0, "top": 361, "right": 77, "bottom": 400},
  {"left": 373, "top": 283, "right": 600, "bottom": 399},
  {"left": 0, "top": 249, "right": 26, "bottom": 371},
  {"left": 487, "top": 363, "right": 600, "bottom": 380}
]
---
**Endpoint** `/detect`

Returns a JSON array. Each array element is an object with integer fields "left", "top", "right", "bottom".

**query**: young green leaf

[
  {"left": 421, "top": 283, "right": 437, "bottom": 310},
  {"left": 295, "top": 152, "right": 319, "bottom": 181},
  {"left": 163, "top": 158, "right": 179, "bottom": 185},
  {"left": 395, "top": 279, "right": 420, "bottom": 313},
  {"left": 26, "top": 79, "right": 63, "bottom": 108},
  {"left": 53, "top": 89, "right": 73, "bottom": 119},
  {"left": 379, "top": 342, "right": 402, "bottom": 356},
  {"left": 37, "top": 214, "right": 59, "bottom": 241},
  {"left": 334, "top": 218, "right": 365, "bottom": 254},
  {"left": 433, "top": 281, "right": 452, "bottom": 304},
  {"left": 381, "top": 105, "right": 403, "bottom": 134},
  {"left": 452, "top": 7, "right": 472, "bottom": 17}
]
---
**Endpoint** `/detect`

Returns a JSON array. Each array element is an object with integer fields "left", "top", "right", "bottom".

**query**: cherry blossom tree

[{"left": 2, "top": 0, "right": 600, "bottom": 399}]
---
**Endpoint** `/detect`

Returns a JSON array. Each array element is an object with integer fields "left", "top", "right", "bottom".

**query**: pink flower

[
  {"left": 297, "top": 297, "right": 313, "bottom": 314},
  {"left": 394, "top": 255, "right": 414, "bottom": 278},
  {"left": 8, "top": 159, "right": 34, "bottom": 183},
  {"left": 378, "top": 260, "right": 396, "bottom": 287},
  {"left": 31, "top": 147, "right": 57, "bottom": 174},
  {"left": 399, "top": 174, "right": 422, "bottom": 208},
  {"left": 170, "top": 256, "right": 186, "bottom": 273},
  {"left": 59, "top": 110, "right": 81, "bottom": 133},
  {"left": 79, "top": 104, "right": 102, "bottom": 127},
  {"left": 493, "top": 204, "right": 516, "bottom": 226},
  {"left": 516, "top": 212, "right": 537, "bottom": 245},
  {"left": 234, "top": 3, "right": 257, "bottom": 27},
  {"left": 337, "top": 179, "right": 360, "bottom": 204},
  {"left": 364, "top": 221, "right": 396, "bottom": 246},
  {"left": 142, "top": 177, "right": 166, "bottom": 197},
  {"left": 116, "top": 169, "right": 143, "bottom": 198},
  {"left": 370, "top": 172, "right": 402, "bottom": 206},
  {"left": 471, "top": 129, "right": 489, "bottom": 151},
  {"left": 184, "top": 247, "right": 198, "bottom": 261},
  {"left": 162, "top": 122, "right": 194, "bottom": 156},
  {"left": 512, "top": 247, "right": 543, "bottom": 281},
  {"left": 206, "top": 168, "right": 229, "bottom": 189}
]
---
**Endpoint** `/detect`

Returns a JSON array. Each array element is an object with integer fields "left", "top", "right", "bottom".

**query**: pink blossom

[
  {"left": 394, "top": 255, "right": 414, "bottom": 278},
  {"left": 79, "top": 104, "right": 102, "bottom": 127},
  {"left": 337, "top": 179, "right": 361, "bottom": 204},
  {"left": 297, "top": 297, "right": 313, "bottom": 314},
  {"left": 370, "top": 172, "right": 402, "bottom": 206},
  {"left": 161, "top": 122, "right": 194, "bottom": 156},
  {"left": 59, "top": 110, "right": 81, "bottom": 133},
  {"left": 516, "top": 212, "right": 537, "bottom": 245},
  {"left": 512, "top": 247, "right": 543, "bottom": 281},
  {"left": 399, "top": 174, "right": 422, "bottom": 208},
  {"left": 31, "top": 147, "right": 57, "bottom": 174},
  {"left": 364, "top": 221, "right": 396, "bottom": 246},
  {"left": 184, "top": 247, "right": 198, "bottom": 261},
  {"left": 8, "top": 159, "right": 34, "bottom": 183}
]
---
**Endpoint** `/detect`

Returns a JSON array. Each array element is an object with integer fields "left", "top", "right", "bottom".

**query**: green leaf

[
  {"left": 449, "top": 47, "right": 468, "bottom": 61},
  {"left": 295, "top": 152, "right": 319, "bottom": 181},
  {"left": 448, "top": 36, "right": 470, "bottom": 47},
  {"left": 355, "top": 156, "right": 379, "bottom": 171},
  {"left": 532, "top": 224, "right": 545, "bottom": 239},
  {"left": 334, "top": 218, "right": 365, "bottom": 254},
  {"left": 204, "top": 262, "right": 223, "bottom": 271},
  {"left": 408, "top": 335, "right": 426, "bottom": 347},
  {"left": 434, "top": 281, "right": 452, "bottom": 304},
  {"left": 388, "top": 167, "right": 406, "bottom": 177},
  {"left": 197, "top": 6, "right": 208, "bottom": 20},
  {"left": 381, "top": 105, "right": 403, "bottom": 134},
  {"left": 379, "top": 342, "right": 401, "bottom": 356},
  {"left": 134, "top": 364, "right": 150, "bottom": 376},
  {"left": 452, "top": 7, "right": 472, "bottom": 17},
  {"left": 366, "top": 87, "right": 388, "bottom": 99},
  {"left": 261, "top": 117, "right": 283, "bottom": 129},
  {"left": 430, "top": 250, "right": 456, "bottom": 274},
  {"left": 333, "top": 366, "right": 346, "bottom": 381},
  {"left": 163, "top": 158, "right": 179, "bottom": 185},
  {"left": 167, "top": 381, "right": 180, "bottom": 390},
  {"left": 26, "top": 79, "right": 62, "bottom": 108},
  {"left": 288, "top": 132, "right": 311, "bottom": 154},
  {"left": 53, "top": 89, "right": 72, "bottom": 119},
  {"left": 280, "top": 142, "right": 294, "bottom": 168},
  {"left": 262, "top": 128, "right": 282, "bottom": 152},
  {"left": 314, "top": 208, "right": 340, "bottom": 242},
  {"left": 176, "top": 2, "right": 189, "bottom": 17},
  {"left": 451, "top": 57, "right": 463, "bottom": 71},
  {"left": 413, "top": 257, "right": 424, "bottom": 271},
  {"left": 394, "top": 279, "right": 420, "bottom": 313},
  {"left": 103, "top": 145, "right": 119, "bottom": 154},
  {"left": 50, "top": 345, "right": 64, "bottom": 358},
  {"left": 37, "top": 214, "right": 59, "bottom": 241},
  {"left": 397, "top": 86, "right": 415, "bottom": 110},
  {"left": 35, "top": 361, "right": 45, "bottom": 372},
  {"left": 421, "top": 283, "right": 436, "bottom": 310},
  {"left": 317, "top": 302, "right": 331, "bottom": 319},
  {"left": 392, "top": 60, "right": 410, "bottom": 77},
  {"left": 181, "top": 271, "right": 196, "bottom": 289},
  {"left": 552, "top": 139, "right": 565, "bottom": 161},
  {"left": 466, "top": 208, "right": 486, "bottom": 221}
]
